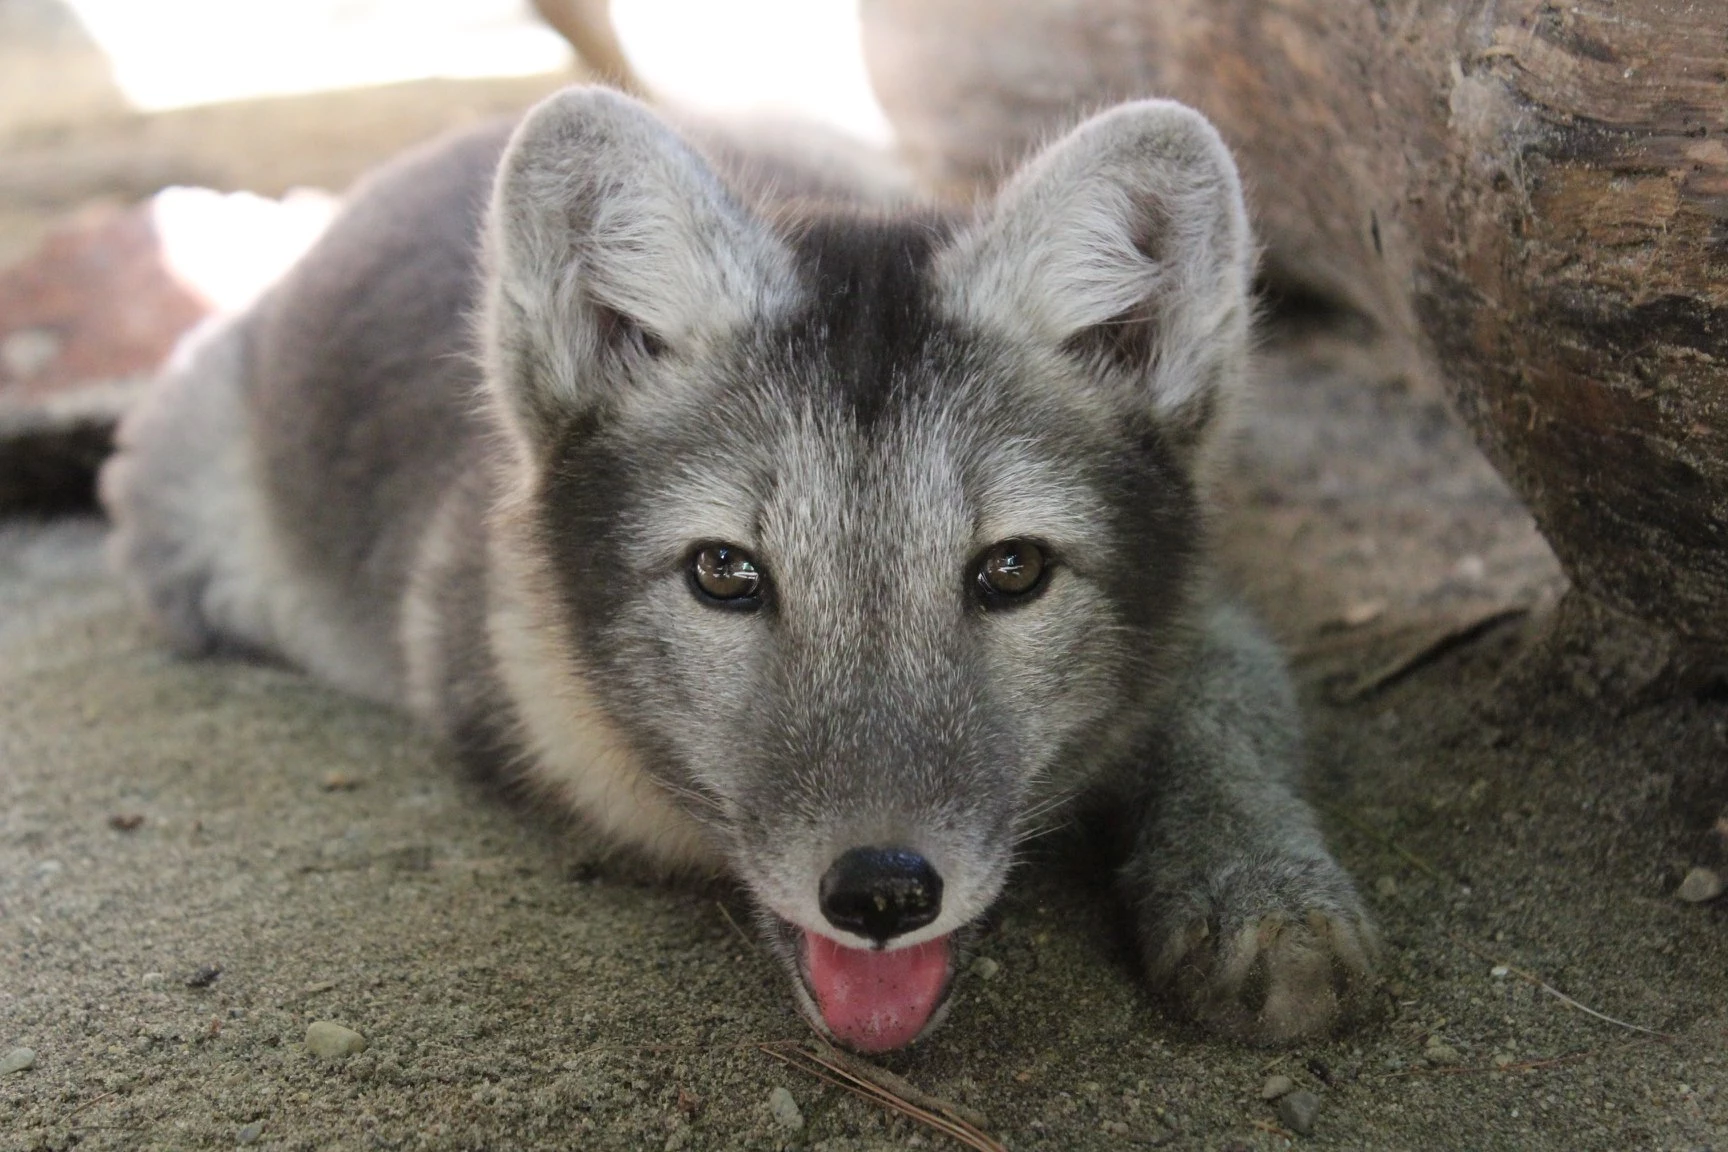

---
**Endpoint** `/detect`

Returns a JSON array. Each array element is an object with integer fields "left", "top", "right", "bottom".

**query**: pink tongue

[{"left": 804, "top": 931, "right": 952, "bottom": 1053}]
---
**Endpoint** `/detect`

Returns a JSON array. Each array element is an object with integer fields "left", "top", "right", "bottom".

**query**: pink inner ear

[{"left": 803, "top": 931, "right": 953, "bottom": 1053}]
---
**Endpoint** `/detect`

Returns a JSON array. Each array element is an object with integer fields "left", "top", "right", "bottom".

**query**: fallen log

[{"left": 862, "top": 0, "right": 1728, "bottom": 652}]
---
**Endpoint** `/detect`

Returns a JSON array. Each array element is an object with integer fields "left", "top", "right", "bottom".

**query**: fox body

[{"left": 101, "top": 89, "right": 1374, "bottom": 1051}]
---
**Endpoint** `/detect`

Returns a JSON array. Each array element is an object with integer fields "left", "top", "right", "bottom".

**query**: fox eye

[
  {"left": 975, "top": 539, "right": 1049, "bottom": 604},
  {"left": 690, "top": 544, "right": 764, "bottom": 606}
]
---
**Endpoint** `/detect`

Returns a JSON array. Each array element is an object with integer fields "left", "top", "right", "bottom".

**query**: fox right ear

[
  {"left": 482, "top": 87, "right": 793, "bottom": 454},
  {"left": 935, "top": 100, "right": 1255, "bottom": 463}
]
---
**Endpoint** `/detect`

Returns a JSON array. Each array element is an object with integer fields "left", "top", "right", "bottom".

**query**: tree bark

[{"left": 862, "top": 0, "right": 1728, "bottom": 650}]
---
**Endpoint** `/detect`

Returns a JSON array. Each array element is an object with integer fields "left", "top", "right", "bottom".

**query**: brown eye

[
  {"left": 975, "top": 539, "right": 1049, "bottom": 603},
  {"left": 690, "top": 544, "right": 764, "bottom": 605}
]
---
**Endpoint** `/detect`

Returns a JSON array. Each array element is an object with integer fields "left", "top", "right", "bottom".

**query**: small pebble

[
  {"left": 1374, "top": 875, "right": 1398, "bottom": 899},
  {"left": 1260, "top": 1074, "right": 1294, "bottom": 1100},
  {"left": 237, "top": 1122, "right": 263, "bottom": 1145},
  {"left": 1489, "top": 965, "right": 1510, "bottom": 979},
  {"left": 1424, "top": 1041, "right": 1461, "bottom": 1066},
  {"left": 304, "top": 1021, "right": 367, "bottom": 1059},
  {"left": 1677, "top": 866, "right": 1724, "bottom": 903},
  {"left": 185, "top": 964, "right": 222, "bottom": 988},
  {"left": 1100, "top": 1119, "right": 1130, "bottom": 1136},
  {"left": 1452, "top": 554, "right": 1486, "bottom": 582},
  {"left": 970, "top": 956, "right": 1002, "bottom": 981},
  {"left": 1277, "top": 1089, "right": 1321, "bottom": 1136},
  {"left": 768, "top": 1085, "right": 803, "bottom": 1131},
  {"left": 1, "top": 1047, "right": 36, "bottom": 1075},
  {"left": 1340, "top": 598, "right": 1387, "bottom": 628},
  {"left": 108, "top": 813, "right": 145, "bottom": 832}
]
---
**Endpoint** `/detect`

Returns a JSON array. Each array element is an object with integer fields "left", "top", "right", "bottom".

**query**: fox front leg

[{"left": 1118, "top": 601, "right": 1379, "bottom": 1045}]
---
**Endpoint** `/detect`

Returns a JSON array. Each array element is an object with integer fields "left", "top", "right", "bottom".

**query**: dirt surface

[
  {"left": 3, "top": 328, "right": 1726, "bottom": 1151},
  {"left": 2, "top": 5, "right": 1726, "bottom": 1147}
]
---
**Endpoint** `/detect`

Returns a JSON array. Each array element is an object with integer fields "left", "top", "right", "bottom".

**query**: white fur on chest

[{"left": 485, "top": 493, "right": 723, "bottom": 873}]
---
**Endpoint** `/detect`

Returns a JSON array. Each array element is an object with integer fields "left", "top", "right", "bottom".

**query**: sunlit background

[
  {"left": 0, "top": 0, "right": 892, "bottom": 392},
  {"left": 612, "top": 0, "right": 889, "bottom": 143},
  {"left": 60, "top": 0, "right": 573, "bottom": 110},
  {"left": 49, "top": 0, "right": 888, "bottom": 141}
]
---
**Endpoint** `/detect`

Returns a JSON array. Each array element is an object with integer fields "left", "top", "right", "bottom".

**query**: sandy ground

[
  {"left": 3, "top": 338, "right": 1726, "bottom": 1152},
  {"left": 3, "top": 3, "right": 1727, "bottom": 1149}
]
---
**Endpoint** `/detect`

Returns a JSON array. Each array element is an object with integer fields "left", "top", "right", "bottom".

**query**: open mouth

[{"left": 783, "top": 921, "right": 958, "bottom": 1053}]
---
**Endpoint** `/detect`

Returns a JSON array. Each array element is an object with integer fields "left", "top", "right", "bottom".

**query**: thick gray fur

[{"left": 101, "top": 88, "right": 1375, "bottom": 1046}]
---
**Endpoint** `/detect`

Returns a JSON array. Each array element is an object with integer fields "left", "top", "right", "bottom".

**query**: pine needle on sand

[{"left": 759, "top": 1040, "right": 1007, "bottom": 1152}]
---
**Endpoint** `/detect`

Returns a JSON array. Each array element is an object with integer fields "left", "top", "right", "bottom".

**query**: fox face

[{"left": 483, "top": 89, "right": 1253, "bottom": 1050}]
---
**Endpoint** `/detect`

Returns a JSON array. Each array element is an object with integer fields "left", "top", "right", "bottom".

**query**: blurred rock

[
  {"left": 0, "top": 201, "right": 205, "bottom": 402},
  {"left": 0, "top": 187, "right": 334, "bottom": 512}
]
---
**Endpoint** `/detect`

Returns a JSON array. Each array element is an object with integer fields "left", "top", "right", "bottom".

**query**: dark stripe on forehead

[{"left": 776, "top": 213, "right": 959, "bottom": 425}]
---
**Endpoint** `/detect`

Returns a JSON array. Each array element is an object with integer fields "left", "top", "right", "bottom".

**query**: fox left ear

[
  {"left": 482, "top": 87, "right": 795, "bottom": 458},
  {"left": 935, "top": 100, "right": 1254, "bottom": 459}
]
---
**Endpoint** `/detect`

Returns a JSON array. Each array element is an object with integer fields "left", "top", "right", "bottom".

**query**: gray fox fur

[{"left": 101, "top": 88, "right": 1376, "bottom": 1050}]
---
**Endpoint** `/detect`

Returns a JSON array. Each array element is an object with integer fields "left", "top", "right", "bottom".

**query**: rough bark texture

[{"left": 862, "top": 0, "right": 1728, "bottom": 650}]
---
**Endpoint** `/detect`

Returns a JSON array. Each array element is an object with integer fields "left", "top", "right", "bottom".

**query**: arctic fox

[{"left": 101, "top": 88, "right": 1375, "bottom": 1052}]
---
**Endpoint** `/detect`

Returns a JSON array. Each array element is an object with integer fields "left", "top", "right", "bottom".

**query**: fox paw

[{"left": 1137, "top": 854, "right": 1379, "bottom": 1045}]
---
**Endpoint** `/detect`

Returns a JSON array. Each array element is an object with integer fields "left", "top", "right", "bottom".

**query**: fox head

[{"left": 480, "top": 88, "right": 1254, "bottom": 1051}]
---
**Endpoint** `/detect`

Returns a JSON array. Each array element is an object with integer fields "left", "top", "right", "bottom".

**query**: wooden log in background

[{"left": 862, "top": 0, "right": 1728, "bottom": 651}]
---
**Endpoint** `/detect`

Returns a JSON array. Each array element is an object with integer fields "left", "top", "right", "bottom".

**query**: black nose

[{"left": 819, "top": 847, "right": 943, "bottom": 943}]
